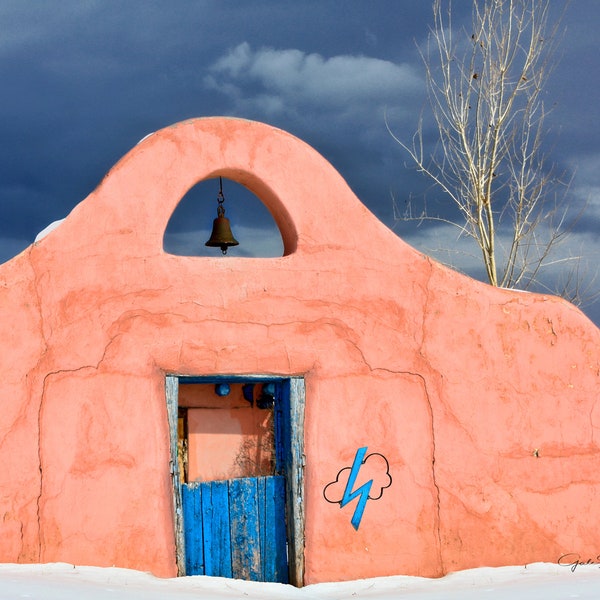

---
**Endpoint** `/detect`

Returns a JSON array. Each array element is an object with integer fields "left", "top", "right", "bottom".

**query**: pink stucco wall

[{"left": 0, "top": 117, "right": 598, "bottom": 583}]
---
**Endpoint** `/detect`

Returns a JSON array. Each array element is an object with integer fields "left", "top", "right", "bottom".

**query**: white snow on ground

[{"left": 1, "top": 563, "right": 600, "bottom": 599}]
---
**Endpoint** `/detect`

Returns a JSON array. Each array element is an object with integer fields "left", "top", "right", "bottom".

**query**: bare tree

[{"left": 390, "top": 0, "right": 587, "bottom": 297}]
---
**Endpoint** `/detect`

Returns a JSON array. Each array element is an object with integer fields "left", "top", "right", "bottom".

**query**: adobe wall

[{"left": 0, "top": 117, "right": 598, "bottom": 583}]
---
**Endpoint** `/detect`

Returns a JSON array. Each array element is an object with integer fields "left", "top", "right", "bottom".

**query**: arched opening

[{"left": 163, "top": 178, "right": 284, "bottom": 257}]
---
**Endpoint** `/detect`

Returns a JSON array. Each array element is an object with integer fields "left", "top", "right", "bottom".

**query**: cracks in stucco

[
  {"left": 35, "top": 394, "right": 46, "bottom": 560},
  {"left": 36, "top": 371, "right": 50, "bottom": 562},
  {"left": 29, "top": 252, "right": 103, "bottom": 560},
  {"left": 418, "top": 256, "right": 435, "bottom": 353},
  {"left": 409, "top": 370, "right": 444, "bottom": 575},
  {"left": 36, "top": 363, "right": 103, "bottom": 562},
  {"left": 417, "top": 261, "right": 444, "bottom": 574},
  {"left": 28, "top": 249, "right": 50, "bottom": 561},
  {"left": 545, "top": 317, "right": 558, "bottom": 346},
  {"left": 423, "top": 376, "right": 444, "bottom": 575},
  {"left": 29, "top": 249, "right": 52, "bottom": 351},
  {"left": 370, "top": 364, "right": 444, "bottom": 575},
  {"left": 18, "top": 519, "right": 24, "bottom": 558}
]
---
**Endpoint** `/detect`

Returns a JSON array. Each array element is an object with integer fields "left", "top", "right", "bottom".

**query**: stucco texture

[{"left": 0, "top": 117, "right": 598, "bottom": 583}]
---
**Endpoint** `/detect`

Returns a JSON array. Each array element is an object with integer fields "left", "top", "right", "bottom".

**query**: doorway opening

[{"left": 165, "top": 375, "right": 305, "bottom": 586}]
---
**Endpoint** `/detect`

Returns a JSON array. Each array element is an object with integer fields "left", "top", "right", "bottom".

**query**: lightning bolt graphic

[{"left": 340, "top": 446, "right": 373, "bottom": 530}]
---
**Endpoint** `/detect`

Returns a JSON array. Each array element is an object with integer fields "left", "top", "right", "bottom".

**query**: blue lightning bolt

[{"left": 340, "top": 446, "right": 373, "bottom": 530}]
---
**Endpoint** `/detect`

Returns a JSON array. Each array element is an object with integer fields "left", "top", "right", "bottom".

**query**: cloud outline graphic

[{"left": 323, "top": 448, "right": 392, "bottom": 505}]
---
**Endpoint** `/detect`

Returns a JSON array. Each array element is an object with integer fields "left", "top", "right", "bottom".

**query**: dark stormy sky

[{"left": 1, "top": 1, "right": 598, "bottom": 325}]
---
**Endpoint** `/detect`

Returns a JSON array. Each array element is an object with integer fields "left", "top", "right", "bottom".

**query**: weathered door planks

[
  {"left": 182, "top": 476, "right": 287, "bottom": 582},
  {"left": 229, "top": 477, "right": 261, "bottom": 581}
]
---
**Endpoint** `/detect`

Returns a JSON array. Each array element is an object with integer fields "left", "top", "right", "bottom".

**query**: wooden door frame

[{"left": 165, "top": 374, "right": 306, "bottom": 586}]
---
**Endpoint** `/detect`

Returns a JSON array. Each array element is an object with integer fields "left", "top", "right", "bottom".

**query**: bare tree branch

[{"left": 389, "top": 0, "right": 595, "bottom": 305}]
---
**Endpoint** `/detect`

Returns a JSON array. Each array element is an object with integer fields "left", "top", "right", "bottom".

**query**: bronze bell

[{"left": 205, "top": 177, "right": 239, "bottom": 255}]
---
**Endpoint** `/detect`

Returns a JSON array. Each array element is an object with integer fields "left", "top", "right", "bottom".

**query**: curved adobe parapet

[{"left": 53, "top": 117, "right": 409, "bottom": 261}]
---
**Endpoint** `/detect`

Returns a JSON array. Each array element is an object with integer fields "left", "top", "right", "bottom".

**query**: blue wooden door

[
  {"left": 167, "top": 376, "right": 304, "bottom": 584},
  {"left": 182, "top": 475, "right": 288, "bottom": 582}
]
